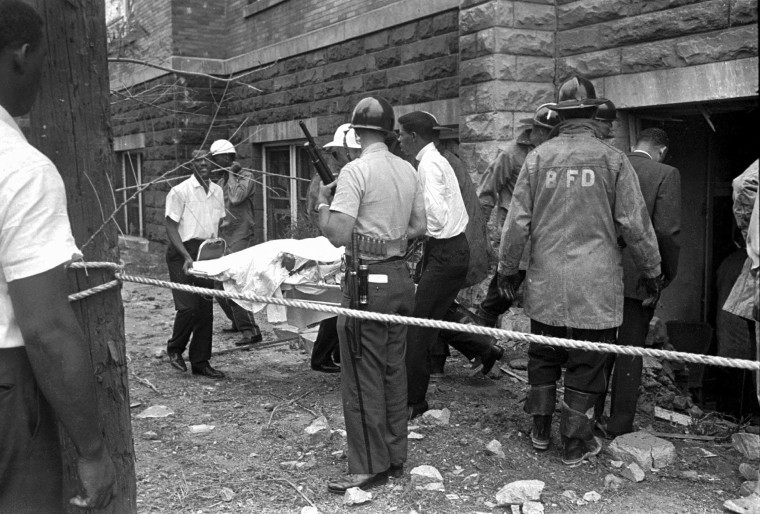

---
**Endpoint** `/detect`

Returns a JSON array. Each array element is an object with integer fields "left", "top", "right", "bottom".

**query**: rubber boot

[
  {"left": 561, "top": 388, "right": 602, "bottom": 466},
  {"left": 524, "top": 384, "right": 556, "bottom": 451},
  {"left": 472, "top": 305, "right": 499, "bottom": 328}
]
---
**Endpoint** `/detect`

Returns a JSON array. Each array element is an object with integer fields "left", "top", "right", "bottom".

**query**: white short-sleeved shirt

[
  {"left": 415, "top": 142, "right": 468, "bottom": 239},
  {"left": 165, "top": 176, "right": 225, "bottom": 241},
  {"left": 0, "top": 105, "right": 82, "bottom": 349}
]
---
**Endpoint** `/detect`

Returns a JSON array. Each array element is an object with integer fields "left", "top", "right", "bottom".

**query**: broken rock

[
  {"left": 301, "top": 507, "right": 319, "bottom": 514},
  {"left": 219, "top": 487, "right": 235, "bottom": 502},
  {"left": 732, "top": 433, "right": 760, "bottom": 460},
  {"left": 495, "top": 480, "right": 544, "bottom": 506},
  {"left": 523, "top": 500, "right": 544, "bottom": 514},
  {"left": 486, "top": 439, "right": 506, "bottom": 458},
  {"left": 188, "top": 424, "right": 215, "bottom": 434},
  {"left": 621, "top": 463, "right": 646, "bottom": 483},
  {"left": 411, "top": 465, "right": 444, "bottom": 491},
  {"left": 583, "top": 491, "right": 601, "bottom": 502},
  {"left": 343, "top": 487, "right": 372, "bottom": 505},
  {"left": 135, "top": 405, "right": 174, "bottom": 419},
  {"left": 604, "top": 474, "right": 623, "bottom": 490},
  {"left": 422, "top": 408, "right": 451, "bottom": 425},
  {"left": 304, "top": 416, "right": 330, "bottom": 443},
  {"left": 607, "top": 431, "right": 676, "bottom": 470}
]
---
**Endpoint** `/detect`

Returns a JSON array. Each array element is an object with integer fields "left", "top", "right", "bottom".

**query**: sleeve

[
  {"left": 477, "top": 151, "right": 510, "bottom": 209},
  {"left": 614, "top": 155, "right": 662, "bottom": 278},
  {"left": 227, "top": 168, "right": 256, "bottom": 206},
  {"left": 164, "top": 187, "right": 184, "bottom": 222},
  {"left": 732, "top": 162, "right": 759, "bottom": 242},
  {"left": 419, "top": 160, "right": 449, "bottom": 235},
  {"left": 0, "top": 163, "right": 82, "bottom": 282},
  {"left": 747, "top": 193, "right": 759, "bottom": 272},
  {"left": 498, "top": 159, "right": 532, "bottom": 275},
  {"left": 329, "top": 164, "right": 362, "bottom": 219},
  {"left": 653, "top": 168, "right": 681, "bottom": 285}
]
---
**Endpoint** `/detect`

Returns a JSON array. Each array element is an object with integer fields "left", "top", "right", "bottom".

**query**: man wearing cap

[
  {"left": 208, "top": 139, "right": 262, "bottom": 346},
  {"left": 498, "top": 75, "right": 662, "bottom": 466},
  {"left": 594, "top": 99, "right": 617, "bottom": 139},
  {"left": 316, "top": 97, "right": 426, "bottom": 492},
  {"left": 306, "top": 124, "right": 362, "bottom": 374},
  {"left": 165, "top": 150, "right": 226, "bottom": 379},
  {"left": 473, "top": 103, "right": 559, "bottom": 327},
  {"left": 397, "top": 110, "right": 470, "bottom": 418}
]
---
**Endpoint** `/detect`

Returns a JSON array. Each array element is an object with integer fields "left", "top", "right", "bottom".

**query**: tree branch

[{"left": 108, "top": 57, "right": 264, "bottom": 91}]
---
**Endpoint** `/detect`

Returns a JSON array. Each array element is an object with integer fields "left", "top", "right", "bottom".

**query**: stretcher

[{"left": 189, "top": 236, "right": 343, "bottom": 328}]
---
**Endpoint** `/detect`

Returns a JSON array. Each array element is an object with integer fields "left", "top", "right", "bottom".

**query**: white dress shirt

[
  {"left": 415, "top": 142, "right": 468, "bottom": 239},
  {"left": 165, "top": 175, "right": 225, "bottom": 242}
]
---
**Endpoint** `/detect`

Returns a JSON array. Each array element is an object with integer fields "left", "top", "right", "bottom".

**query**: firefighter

[
  {"left": 498, "top": 75, "right": 663, "bottom": 466},
  {"left": 594, "top": 99, "right": 617, "bottom": 139}
]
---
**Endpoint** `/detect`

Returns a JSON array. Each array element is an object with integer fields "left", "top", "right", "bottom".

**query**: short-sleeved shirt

[
  {"left": 415, "top": 142, "right": 468, "bottom": 239},
  {"left": 0, "top": 105, "right": 82, "bottom": 348},
  {"left": 165, "top": 175, "right": 225, "bottom": 242},
  {"left": 330, "top": 142, "right": 424, "bottom": 240}
]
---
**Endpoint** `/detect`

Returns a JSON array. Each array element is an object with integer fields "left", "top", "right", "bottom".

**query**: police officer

[
  {"left": 316, "top": 97, "right": 426, "bottom": 492},
  {"left": 474, "top": 103, "right": 560, "bottom": 327},
  {"left": 498, "top": 75, "right": 663, "bottom": 466}
]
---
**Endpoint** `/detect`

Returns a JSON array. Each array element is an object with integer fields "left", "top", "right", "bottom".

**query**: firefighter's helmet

[{"left": 350, "top": 97, "right": 395, "bottom": 133}]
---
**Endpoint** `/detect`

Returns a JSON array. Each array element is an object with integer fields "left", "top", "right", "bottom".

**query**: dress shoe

[
  {"left": 167, "top": 352, "right": 187, "bottom": 372},
  {"left": 311, "top": 362, "right": 340, "bottom": 374},
  {"left": 408, "top": 400, "right": 429, "bottom": 420},
  {"left": 327, "top": 471, "right": 388, "bottom": 494},
  {"left": 531, "top": 415, "right": 552, "bottom": 451},
  {"left": 191, "top": 364, "right": 225, "bottom": 379},
  {"left": 472, "top": 306, "right": 498, "bottom": 328},
  {"left": 562, "top": 436, "right": 602, "bottom": 467},
  {"left": 235, "top": 331, "right": 263, "bottom": 347},
  {"left": 480, "top": 345, "right": 504, "bottom": 375},
  {"left": 389, "top": 463, "right": 404, "bottom": 478}
]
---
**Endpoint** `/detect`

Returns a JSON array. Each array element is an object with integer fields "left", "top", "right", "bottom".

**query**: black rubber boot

[
  {"left": 561, "top": 388, "right": 602, "bottom": 466},
  {"left": 472, "top": 305, "right": 499, "bottom": 328},
  {"left": 524, "top": 384, "right": 556, "bottom": 451}
]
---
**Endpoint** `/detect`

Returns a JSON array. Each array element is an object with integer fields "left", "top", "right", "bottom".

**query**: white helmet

[
  {"left": 323, "top": 123, "right": 360, "bottom": 149},
  {"left": 210, "top": 139, "right": 236, "bottom": 156}
]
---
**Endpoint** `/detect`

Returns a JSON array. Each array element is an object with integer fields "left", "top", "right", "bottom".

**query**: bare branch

[{"left": 109, "top": 57, "right": 264, "bottom": 91}]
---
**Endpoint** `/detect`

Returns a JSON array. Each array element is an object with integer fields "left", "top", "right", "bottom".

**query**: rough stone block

[
  {"left": 558, "top": 48, "right": 622, "bottom": 79},
  {"left": 424, "top": 55, "right": 458, "bottom": 80},
  {"left": 461, "top": 112, "right": 514, "bottom": 142},
  {"left": 433, "top": 10, "right": 459, "bottom": 35},
  {"left": 515, "top": 56, "right": 555, "bottom": 81},
  {"left": 322, "top": 62, "right": 349, "bottom": 82},
  {"left": 402, "top": 35, "right": 452, "bottom": 64},
  {"left": 460, "top": 28, "right": 500, "bottom": 60},
  {"left": 314, "top": 79, "right": 342, "bottom": 99},
  {"left": 364, "top": 31, "right": 389, "bottom": 53},
  {"left": 458, "top": 141, "right": 503, "bottom": 176},
  {"left": 387, "top": 62, "right": 427, "bottom": 88},
  {"left": 514, "top": 2, "right": 556, "bottom": 30},
  {"left": 675, "top": 25, "right": 758, "bottom": 66},
  {"left": 341, "top": 77, "right": 363, "bottom": 95},
  {"left": 436, "top": 77, "right": 459, "bottom": 99},
  {"left": 558, "top": 0, "right": 630, "bottom": 31},
  {"left": 607, "top": 431, "right": 677, "bottom": 470},
  {"left": 730, "top": 0, "right": 758, "bottom": 24},
  {"left": 460, "top": 1, "right": 513, "bottom": 35},
  {"left": 621, "top": 40, "right": 680, "bottom": 73},
  {"left": 461, "top": 55, "right": 517, "bottom": 84},
  {"left": 461, "top": 0, "right": 491, "bottom": 9},
  {"left": 375, "top": 47, "right": 402, "bottom": 69},
  {"left": 389, "top": 22, "right": 418, "bottom": 46},
  {"left": 364, "top": 71, "right": 387, "bottom": 91},
  {"left": 461, "top": 81, "right": 553, "bottom": 114},
  {"left": 495, "top": 28, "right": 555, "bottom": 57},
  {"left": 327, "top": 41, "right": 365, "bottom": 63},
  {"left": 296, "top": 67, "right": 323, "bottom": 86}
]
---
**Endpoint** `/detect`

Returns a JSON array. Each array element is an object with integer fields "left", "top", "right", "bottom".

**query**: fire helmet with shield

[
  {"left": 210, "top": 139, "right": 236, "bottom": 156},
  {"left": 350, "top": 96, "right": 395, "bottom": 134},
  {"left": 549, "top": 75, "right": 606, "bottom": 118},
  {"left": 519, "top": 103, "right": 561, "bottom": 129},
  {"left": 323, "top": 123, "right": 361, "bottom": 149}
]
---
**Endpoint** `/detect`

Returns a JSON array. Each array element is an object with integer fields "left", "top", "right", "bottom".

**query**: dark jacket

[
  {"left": 476, "top": 129, "right": 533, "bottom": 213},
  {"left": 622, "top": 152, "right": 681, "bottom": 299},
  {"left": 499, "top": 120, "right": 661, "bottom": 329}
]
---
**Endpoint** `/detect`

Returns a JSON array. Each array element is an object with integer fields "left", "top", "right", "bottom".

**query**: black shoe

[
  {"left": 389, "top": 463, "right": 404, "bottom": 478},
  {"left": 531, "top": 415, "right": 552, "bottom": 451},
  {"left": 481, "top": 345, "right": 504, "bottom": 375},
  {"left": 167, "top": 352, "right": 187, "bottom": 372},
  {"left": 191, "top": 364, "right": 225, "bottom": 379},
  {"left": 562, "top": 436, "right": 602, "bottom": 467},
  {"left": 408, "top": 400, "right": 429, "bottom": 420},
  {"left": 472, "top": 306, "right": 498, "bottom": 328},
  {"left": 327, "top": 471, "right": 388, "bottom": 494},
  {"left": 311, "top": 362, "right": 340, "bottom": 374}
]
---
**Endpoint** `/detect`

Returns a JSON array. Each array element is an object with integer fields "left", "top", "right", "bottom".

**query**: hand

[
  {"left": 230, "top": 161, "right": 242, "bottom": 174},
  {"left": 497, "top": 271, "right": 523, "bottom": 301},
  {"left": 69, "top": 446, "right": 117, "bottom": 510},
  {"left": 317, "top": 180, "right": 337, "bottom": 206},
  {"left": 638, "top": 274, "right": 664, "bottom": 309},
  {"left": 182, "top": 256, "right": 194, "bottom": 275}
]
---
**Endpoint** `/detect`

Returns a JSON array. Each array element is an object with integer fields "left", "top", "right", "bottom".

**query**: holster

[
  {"left": 524, "top": 383, "right": 557, "bottom": 416},
  {"left": 560, "top": 388, "right": 598, "bottom": 442}
]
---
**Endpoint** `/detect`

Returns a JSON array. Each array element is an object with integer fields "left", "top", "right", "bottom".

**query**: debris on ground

[
  {"left": 421, "top": 408, "right": 451, "bottom": 425},
  {"left": 343, "top": 487, "right": 372, "bottom": 505},
  {"left": 486, "top": 439, "right": 506, "bottom": 458},
  {"left": 583, "top": 490, "right": 601, "bottom": 502},
  {"left": 304, "top": 415, "right": 330, "bottom": 443},
  {"left": 188, "top": 424, "right": 215, "bottom": 434},
  {"left": 607, "top": 431, "right": 676, "bottom": 470},
  {"left": 733, "top": 433, "right": 760, "bottom": 460},
  {"left": 135, "top": 405, "right": 174, "bottom": 418},
  {"left": 621, "top": 462, "right": 646, "bottom": 482},
  {"left": 411, "top": 465, "right": 444, "bottom": 491},
  {"left": 495, "top": 479, "right": 544, "bottom": 506}
]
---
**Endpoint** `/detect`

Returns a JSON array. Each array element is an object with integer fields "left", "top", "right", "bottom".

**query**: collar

[
  {"left": 415, "top": 142, "right": 436, "bottom": 162},
  {"left": 556, "top": 119, "right": 606, "bottom": 138},
  {"left": 0, "top": 104, "right": 25, "bottom": 139},
  {"left": 361, "top": 142, "right": 388, "bottom": 156},
  {"left": 631, "top": 149, "right": 653, "bottom": 160}
]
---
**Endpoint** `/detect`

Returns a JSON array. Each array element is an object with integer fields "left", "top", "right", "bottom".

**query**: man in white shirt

[
  {"left": 0, "top": 1, "right": 116, "bottom": 510},
  {"left": 398, "top": 111, "right": 470, "bottom": 418},
  {"left": 165, "top": 150, "right": 226, "bottom": 378}
]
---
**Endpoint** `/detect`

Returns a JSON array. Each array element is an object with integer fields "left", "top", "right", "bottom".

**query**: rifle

[
  {"left": 349, "top": 232, "right": 364, "bottom": 359},
  {"left": 298, "top": 121, "right": 335, "bottom": 186}
]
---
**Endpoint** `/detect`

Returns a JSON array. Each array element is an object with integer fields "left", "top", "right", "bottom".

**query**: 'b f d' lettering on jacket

[{"left": 498, "top": 120, "right": 662, "bottom": 330}]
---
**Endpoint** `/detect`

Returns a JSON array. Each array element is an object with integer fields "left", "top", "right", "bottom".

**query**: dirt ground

[{"left": 119, "top": 243, "right": 756, "bottom": 514}]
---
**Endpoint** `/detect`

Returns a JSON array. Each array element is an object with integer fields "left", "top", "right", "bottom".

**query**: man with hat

[
  {"left": 316, "top": 97, "right": 426, "bottom": 492},
  {"left": 498, "top": 75, "right": 663, "bottom": 466},
  {"left": 397, "top": 110, "right": 470, "bottom": 418},
  {"left": 594, "top": 99, "right": 617, "bottom": 139},
  {"left": 473, "top": 103, "right": 560, "bottom": 327},
  {"left": 209, "top": 139, "right": 262, "bottom": 346}
]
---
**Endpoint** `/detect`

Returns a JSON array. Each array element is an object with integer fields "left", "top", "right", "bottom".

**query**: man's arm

[
  {"left": 498, "top": 161, "right": 532, "bottom": 276},
  {"left": 165, "top": 217, "right": 193, "bottom": 273},
  {"left": 8, "top": 266, "right": 116, "bottom": 509},
  {"left": 653, "top": 168, "right": 681, "bottom": 285},
  {"left": 226, "top": 165, "right": 256, "bottom": 205},
  {"left": 318, "top": 208, "right": 356, "bottom": 248},
  {"left": 477, "top": 151, "right": 506, "bottom": 220}
]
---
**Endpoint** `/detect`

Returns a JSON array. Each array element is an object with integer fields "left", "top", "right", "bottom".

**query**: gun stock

[{"left": 298, "top": 121, "right": 334, "bottom": 185}]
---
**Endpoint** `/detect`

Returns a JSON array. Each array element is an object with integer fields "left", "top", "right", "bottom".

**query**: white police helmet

[
  {"left": 323, "top": 123, "right": 361, "bottom": 149},
  {"left": 210, "top": 139, "right": 236, "bottom": 156}
]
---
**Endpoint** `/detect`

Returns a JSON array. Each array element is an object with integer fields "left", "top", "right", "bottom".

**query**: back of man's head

[
  {"left": 636, "top": 128, "right": 669, "bottom": 149},
  {"left": 397, "top": 111, "right": 437, "bottom": 142},
  {"left": 0, "top": 0, "right": 43, "bottom": 53}
]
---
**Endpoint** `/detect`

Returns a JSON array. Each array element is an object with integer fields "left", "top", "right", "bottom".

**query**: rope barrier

[
  {"left": 68, "top": 280, "right": 121, "bottom": 302},
  {"left": 115, "top": 272, "right": 760, "bottom": 371}
]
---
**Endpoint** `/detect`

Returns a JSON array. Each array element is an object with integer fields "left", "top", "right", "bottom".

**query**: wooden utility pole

[{"left": 27, "top": 1, "right": 137, "bottom": 512}]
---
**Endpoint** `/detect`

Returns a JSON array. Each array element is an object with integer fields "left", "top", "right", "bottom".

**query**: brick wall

[
  {"left": 108, "top": 0, "right": 172, "bottom": 61},
  {"left": 172, "top": 0, "right": 229, "bottom": 58}
]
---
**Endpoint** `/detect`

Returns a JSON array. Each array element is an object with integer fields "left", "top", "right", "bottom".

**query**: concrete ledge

[{"left": 113, "top": 133, "right": 145, "bottom": 152}]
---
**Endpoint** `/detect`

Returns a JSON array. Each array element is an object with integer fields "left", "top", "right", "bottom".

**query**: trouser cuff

[{"left": 524, "top": 383, "right": 557, "bottom": 416}]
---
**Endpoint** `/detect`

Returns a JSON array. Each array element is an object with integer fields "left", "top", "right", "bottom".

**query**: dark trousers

[
  {"left": 0, "top": 348, "right": 62, "bottom": 514},
  {"left": 338, "top": 260, "right": 414, "bottom": 474},
  {"left": 527, "top": 319, "right": 617, "bottom": 394},
  {"left": 406, "top": 233, "right": 469, "bottom": 406},
  {"left": 432, "top": 303, "right": 494, "bottom": 362},
  {"left": 215, "top": 282, "right": 260, "bottom": 336},
  {"left": 600, "top": 298, "right": 654, "bottom": 434},
  {"left": 166, "top": 240, "right": 213, "bottom": 366},
  {"left": 311, "top": 317, "right": 340, "bottom": 367}
]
